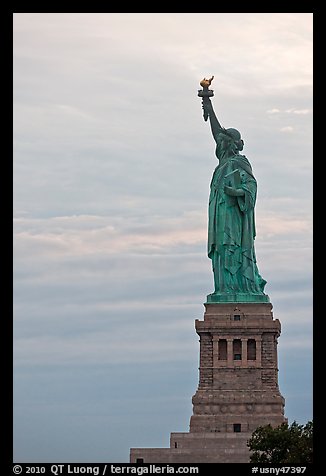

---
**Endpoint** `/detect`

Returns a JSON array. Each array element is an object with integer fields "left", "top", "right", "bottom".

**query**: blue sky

[{"left": 13, "top": 13, "right": 313, "bottom": 462}]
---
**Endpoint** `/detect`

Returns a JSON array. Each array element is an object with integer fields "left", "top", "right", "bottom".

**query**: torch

[{"left": 198, "top": 75, "right": 214, "bottom": 121}]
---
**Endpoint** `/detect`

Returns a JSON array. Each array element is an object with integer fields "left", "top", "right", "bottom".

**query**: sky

[{"left": 13, "top": 13, "right": 313, "bottom": 463}]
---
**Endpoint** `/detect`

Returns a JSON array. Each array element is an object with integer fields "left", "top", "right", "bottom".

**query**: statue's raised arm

[{"left": 198, "top": 76, "right": 222, "bottom": 143}]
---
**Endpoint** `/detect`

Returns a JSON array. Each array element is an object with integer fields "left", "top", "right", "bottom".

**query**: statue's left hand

[{"left": 224, "top": 186, "right": 245, "bottom": 197}]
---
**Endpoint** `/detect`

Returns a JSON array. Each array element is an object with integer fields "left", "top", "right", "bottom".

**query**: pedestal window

[
  {"left": 233, "top": 339, "right": 242, "bottom": 360},
  {"left": 247, "top": 339, "right": 256, "bottom": 360}
]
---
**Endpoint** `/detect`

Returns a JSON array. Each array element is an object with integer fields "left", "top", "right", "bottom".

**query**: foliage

[{"left": 248, "top": 420, "right": 313, "bottom": 463}]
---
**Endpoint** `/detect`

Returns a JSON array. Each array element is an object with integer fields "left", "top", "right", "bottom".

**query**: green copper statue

[{"left": 198, "top": 76, "right": 269, "bottom": 303}]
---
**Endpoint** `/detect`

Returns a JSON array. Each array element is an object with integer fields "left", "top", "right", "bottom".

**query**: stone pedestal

[{"left": 130, "top": 302, "right": 286, "bottom": 463}]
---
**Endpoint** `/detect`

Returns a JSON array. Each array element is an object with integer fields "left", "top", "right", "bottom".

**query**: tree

[{"left": 248, "top": 420, "right": 313, "bottom": 463}]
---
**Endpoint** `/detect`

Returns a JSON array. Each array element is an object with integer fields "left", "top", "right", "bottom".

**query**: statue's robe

[{"left": 208, "top": 134, "right": 266, "bottom": 295}]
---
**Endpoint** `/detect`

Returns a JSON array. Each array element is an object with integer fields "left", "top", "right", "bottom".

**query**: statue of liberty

[{"left": 198, "top": 76, "right": 269, "bottom": 303}]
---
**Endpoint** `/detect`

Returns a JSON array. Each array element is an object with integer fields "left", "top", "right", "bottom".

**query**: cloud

[
  {"left": 13, "top": 213, "right": 207, "bottom": 261},
  {"left": 280, "top": 126, "right": 294, "bottom": 132},
  {"left": 267, "top": 107, "right": 312, "bottom": 115},
  {"left": 258, "top": 214, "right": 310, "bottom": 236},
  {"left": 286, "top": 108, "right": 312, "bottom": 114},
  {"left": 14, "top": 321, "right": 196, "bottom": 367}
]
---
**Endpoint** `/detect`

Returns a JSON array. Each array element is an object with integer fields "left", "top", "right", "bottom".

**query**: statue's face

[{"left": 238, "top": 139, "right": 244, "bottom": 151}]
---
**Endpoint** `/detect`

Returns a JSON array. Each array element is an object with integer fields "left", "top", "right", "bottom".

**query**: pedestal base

[
  {"left": 129, "top": 301, "right": 286, "bottom": 463},
  {"left": 130, "top": 432, "right": 251, "bottom": 463}
]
